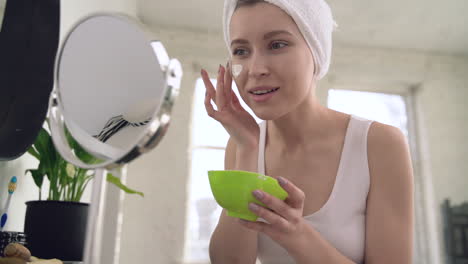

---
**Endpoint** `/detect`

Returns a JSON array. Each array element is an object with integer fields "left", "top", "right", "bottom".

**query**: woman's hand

[
  {"left": 238, "top": 177, "right": 311, "bottom": 250},
  {"left": 201, "top": 62, "right": 259, "bottom": 149}
]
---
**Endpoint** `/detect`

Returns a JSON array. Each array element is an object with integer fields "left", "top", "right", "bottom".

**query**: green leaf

[
  {"left": 32, "top": 127, "right": 59, "bottom": 181},
  {"left": 106, "top": 173, "right": 144, "bottom": 197},
  {"left": 33, "top": 128, "right": 50, "bottom": 154},
  {"left": 64, "top": 127, "right": 103, "bottom": 164},
  {"left": 60, "top": 164, "right": 72, "bottom": 185},
  {"left": 25, "top": 169, "right": 45, "bottom": 189},
  {"left": 27, "top": 146, "right": 40, "bottom": 160},
  {"left": 46, "top": 133, "right": 58, "bottom": 168},
  {"left": 33, "top": 129, "right": 51, "bottom": 166},
  {"left": 75, "top": 175, "right": 93, "bottom": 202},
  {"left": 25, "top": 120, "right": 145, "bottom": 202},
  {"left": 37, "top": 160, "right": 48, "bottom": 174}
]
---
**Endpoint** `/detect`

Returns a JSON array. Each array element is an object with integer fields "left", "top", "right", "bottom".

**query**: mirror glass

[{"left": 56, "top": 14, "right": 168, "bottom": 164}]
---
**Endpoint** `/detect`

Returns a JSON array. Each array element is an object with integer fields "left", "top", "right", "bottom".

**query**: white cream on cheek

[{"left": 232, "top": 64, "right": 243, "bottom": 78}]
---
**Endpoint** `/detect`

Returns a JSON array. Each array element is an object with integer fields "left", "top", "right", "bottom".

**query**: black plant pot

[{"left": 24, "top": 201, "right": 89, "bottom": 261}]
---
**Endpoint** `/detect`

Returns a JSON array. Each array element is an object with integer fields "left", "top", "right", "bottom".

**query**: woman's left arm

[
  {"left": 364, "top": 122, "right": 414, "bottom": 264},
  {"left": 238, "top": 122, "right": 414, "bottom": 264}
]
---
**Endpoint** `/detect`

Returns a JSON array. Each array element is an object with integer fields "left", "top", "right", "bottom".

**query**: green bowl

[{"left": 208, "top": 170, "right": 288, "bottom": 221}]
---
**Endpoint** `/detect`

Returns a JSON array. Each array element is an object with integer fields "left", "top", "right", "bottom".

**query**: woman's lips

[{"left": 249, "top": 87, "right": 280, "bottom": 102}]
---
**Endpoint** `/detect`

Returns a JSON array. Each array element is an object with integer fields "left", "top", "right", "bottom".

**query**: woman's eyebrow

[
  {"left": 231, "top": 39, "right": 249, "bottom": 47},
  {"left": 263, "top": 30, "right": 293, "bottom": 40},
  {"left": 230, "top": 30, "right": 293, "bottom": 47}
]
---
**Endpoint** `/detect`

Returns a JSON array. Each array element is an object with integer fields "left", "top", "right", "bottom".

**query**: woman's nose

[{"left": 247, "top": 53, "right": 270, "bottom": 78}]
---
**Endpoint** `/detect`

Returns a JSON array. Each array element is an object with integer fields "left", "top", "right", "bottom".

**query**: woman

[{"left": 201, "top": 0, "right": 414, "bottom": 263}]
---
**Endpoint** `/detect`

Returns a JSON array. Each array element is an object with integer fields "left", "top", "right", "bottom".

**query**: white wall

[
  {"left": 118, "top": 25, "right": 468, "bottom": 264},
  {"left": 0, "top": 156, "right": 40, "bottom": 232},
  {"left": 418, "top": 55, "right": 468, "bottom": 204}
]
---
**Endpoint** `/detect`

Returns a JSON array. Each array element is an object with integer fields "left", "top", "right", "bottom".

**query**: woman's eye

[
  {"left": 271, "top": 42, "right": 288, "bottom": 50},
  {"left": 233, "top": 48, "right": 248, "bottom": 56}
]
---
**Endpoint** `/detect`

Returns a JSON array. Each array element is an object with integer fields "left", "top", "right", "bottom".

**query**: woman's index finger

[{"left": 201, "top": 69, "right": 217, "bottom": 96}]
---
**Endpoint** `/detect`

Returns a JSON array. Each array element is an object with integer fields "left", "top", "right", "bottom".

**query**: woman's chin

[{"left": 253, "top": 109, "right": 282, "bottom": 121}]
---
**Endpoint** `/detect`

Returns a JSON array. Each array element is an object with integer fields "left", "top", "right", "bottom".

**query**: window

[
  {"left": 185, "top": 78, "right": 260, "bottom": 263},
  {"left": 327, "top": 89, "right": 409, "bottom": 137}
]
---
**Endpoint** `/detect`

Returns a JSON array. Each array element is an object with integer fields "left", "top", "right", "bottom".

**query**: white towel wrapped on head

[{"left": 223, "top": 0, "right": 338, "bottom": 80}]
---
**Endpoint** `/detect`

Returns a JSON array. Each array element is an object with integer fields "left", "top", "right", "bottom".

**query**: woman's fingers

[
  {"left": 230, "top": 90, "right": 244, "bottom": 111},
  {"left": 204, "top": 89, "right": 218, "bottom": 120},
  {"left": 201, "top": 69, "right": 220, "bottom": 120},
  {"left": 225, "top": 63, "right": 247, "bottom": 113},
  {"left": 252, "top": 190, "right": 296, "bottom": 222},
  {"left": 201, "top": 69, "right": 216, "bottom": 99},
  {"left": 277, "top": 177, "right": 305, "bottom": 210},
  {"left": 216, "top": 65, "right": 227, "bottom": 110},
  {"left": 224, "top": 61, "right": 233, "bottom": 103},
  {"left": 230, "top": 89, "right": 251, "bottom": 116},
  {"left": 248, "top": 202, "right": 290, "bottom": 229},
  {"left": 201, "top": 64, "right": 241, "bottom": 121}
]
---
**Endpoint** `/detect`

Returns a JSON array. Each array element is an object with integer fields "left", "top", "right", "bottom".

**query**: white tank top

[{"left": 256, "top": 115, "right": 373, "bottom": 264}]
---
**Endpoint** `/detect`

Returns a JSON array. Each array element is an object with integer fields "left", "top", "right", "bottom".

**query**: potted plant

[{"left": 24, "top": 119, "right": 143, "bottom": 261}]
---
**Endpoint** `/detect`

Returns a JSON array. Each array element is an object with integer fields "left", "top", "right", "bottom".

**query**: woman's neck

[{"left": 268, "top": 93, "right": 347, "bottom": 152}]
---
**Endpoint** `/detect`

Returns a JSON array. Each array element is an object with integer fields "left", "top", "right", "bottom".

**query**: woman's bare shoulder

[
  {"left": 367, "top": 121, "right": 410, "bottom": 165},
  {"left": 367, "top": 121, "right": 412, "bottom": 176},
  {"left": 366, "top": 120, "right": 413, "bottom": 205}
]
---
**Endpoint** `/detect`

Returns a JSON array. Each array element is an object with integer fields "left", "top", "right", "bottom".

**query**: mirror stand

[{"left": 83, "top": 167, "right": 108, "bottom": 264}]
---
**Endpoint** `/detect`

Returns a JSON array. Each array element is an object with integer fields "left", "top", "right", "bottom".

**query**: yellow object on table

[
  {"left": 0, "top": 257, "right": 27, "bottom": 264},
  {"left": 2, "top": 243, "right": 62, "bottom": 264},
  {"left": 3, "top": 244, "right": 30, "bottom": 261},
  {"left": 28, "top": 257, "right": 62, "bottom": 264}
]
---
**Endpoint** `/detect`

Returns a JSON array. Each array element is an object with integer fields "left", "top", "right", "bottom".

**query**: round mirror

[
  {"left": 49, "top": 14, "right": 182, "bottom": 170},
  {"left": 46, "top": 14, "right": 183, "bottom": 264}
]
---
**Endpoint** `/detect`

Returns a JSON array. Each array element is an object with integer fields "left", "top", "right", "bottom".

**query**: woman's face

[{"left": 229, "top": 2, "right": 316, "bottom": 120}]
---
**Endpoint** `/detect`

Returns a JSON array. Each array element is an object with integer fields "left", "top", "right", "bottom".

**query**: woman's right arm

[
  {"left": 202, "top": 62, "right": 260, "bottom": 263},
  {"left": 209, "top": 137, "right": 259, "bottom": 264}
]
